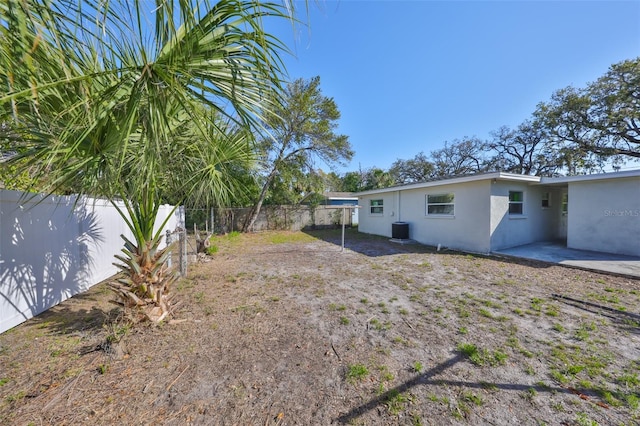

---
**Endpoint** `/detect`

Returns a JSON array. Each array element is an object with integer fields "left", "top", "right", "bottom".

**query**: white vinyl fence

[{"left": 0, "top": 190, "right": 182, "bottom": 334}]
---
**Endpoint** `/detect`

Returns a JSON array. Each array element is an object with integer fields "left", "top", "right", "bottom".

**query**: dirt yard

[{"left": 1, "top": 229, "right": 639, "bottom": 425}]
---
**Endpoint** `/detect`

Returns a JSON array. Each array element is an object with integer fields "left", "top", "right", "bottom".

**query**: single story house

[
  {"left": 323, "top": 192, "right": 359, "bottom": 225},
  {"left": 302, "top": 191, "right": 359, "bottom": 225},
  {"left": 356, "top": 170, "right": 640, "bottom": 257}
]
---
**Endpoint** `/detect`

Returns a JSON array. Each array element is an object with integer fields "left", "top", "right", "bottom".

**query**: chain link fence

[
  {"left": 186, "top": 205, "right": 355, "bottom": 234},
  {"left": 165, "top": 227, "right": 189, "bottom": 277},
  {"left": 165, "top": 205, "right": 357, "bottom": 277}
]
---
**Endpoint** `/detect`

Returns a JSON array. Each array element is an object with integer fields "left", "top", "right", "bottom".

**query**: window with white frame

[
  {"left": 426, "top": 193, "right": 455, "bottom": 216},
  {"left": 541, "top": 192, "right": 550, "bottom": 208},
  {"left": 509, "top": 191, "right": 524, "bottom": 215},
  {"left": 561, "top": 193, "right": 568, "bottom": 215},
  {"left": 370, "top": 199, "right": 384, "bottom": 214}
]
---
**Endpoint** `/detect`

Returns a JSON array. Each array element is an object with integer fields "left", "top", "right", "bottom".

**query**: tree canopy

[
  {"left": 487, "top": 120, "right": 562, "bottom": 176},
  {"left": 430, "top": 138, "right": 487, "bottom": 177},
  {"left": 389, "top": 152, "right": 434, "bottom": 185},
  {"left": 1, "top": 0, "right": 289, "bottom": 206},
  {"left": 536, "top": 57, "right": 640, "bottom": 164},
  {"left": 243, "top": 76, "right": 352, "bottom": 230},
  {"left": 1, "top": 0, "right": 295, "bottom": 322},
  {"left": 344, "top": 57, "right": 639, "bottom": 190}
]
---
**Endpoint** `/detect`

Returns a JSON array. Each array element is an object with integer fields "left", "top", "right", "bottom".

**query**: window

[
  {"left": 370, "top": 199, "right": 383, "bottom": 214},
  {"left": 427, "top": 193, "right": 455, "bottom": 216},
  {"left": 509, "top": 191, "right": 524, "bottom": 215},
  {"left": 561, "top": 193, "right": 568, "bottom": 215},
  {"left": 541, "top": 192, "right": 550, "bottom": 208}
]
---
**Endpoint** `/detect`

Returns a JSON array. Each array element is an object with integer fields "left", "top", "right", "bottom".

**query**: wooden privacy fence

[
  {"left": 0, "top": 190, "right": 182, "bottom": 334},
  {"left": 186, "top": 205, "right": 357, "bottom": 234}
]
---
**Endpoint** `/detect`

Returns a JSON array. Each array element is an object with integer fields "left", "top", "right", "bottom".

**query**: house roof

[
  {"left": 355, "top": 172, "right": 540, "bottom": 196},
  {"left": 324, "top": 191, "right": 357, "bottom": 200},
  {"left": 355, "top": 169, "right": 640, "bottom": 196},
  {"left": 299, "top": 191, "right": 357, "bottom": 205},
  {"left": 539, "top": 169, "right": 640, "bottom": 184}
]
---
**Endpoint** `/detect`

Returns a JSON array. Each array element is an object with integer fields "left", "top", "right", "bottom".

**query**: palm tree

[{"left": 1, "top": 0, "right": 292, "bottom": 322}]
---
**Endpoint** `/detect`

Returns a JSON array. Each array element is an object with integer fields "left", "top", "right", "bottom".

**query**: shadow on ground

[
  {"left": 304, "top": 228, "right": 435, "bottom": 257},
  {"left": 28, "top": 288, "right": 120, "bottom": 337},
  {"left": 336, "top": 351, "right": 576, "bottom": 424},
  {"left": 304, "top": 228, "right": 558, "bottom": 273}
]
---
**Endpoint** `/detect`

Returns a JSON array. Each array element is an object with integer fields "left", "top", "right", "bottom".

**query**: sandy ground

[{"left": 1, "top": 229, "right": 639, "bottom": 425}]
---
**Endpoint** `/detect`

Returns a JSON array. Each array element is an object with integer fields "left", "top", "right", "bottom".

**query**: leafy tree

[
  {"left": 1, "top": 0, "right": 293, "bottom": 322},
  {"left": 361, "top": 167, "right": 396, "bottom": 190},
  {"left": 341, "top": 168, "right": 392, "bottom": 192},
  {"left": 341, "top": 170, "right": 365, "bottom": 192},
  {"left": 341, "top": 167, "right": 397, "bottom": 192},
  {"left": 160, "top": 122, "right": 260, "bottom": 209},
  {"left": 264, "top": 165, "right": 325, "bottom": 205},
  {"left": 389, "top": 151, "right": 434, "bottom": 184},
  {"left": 430, "top": 137, "right": 488, "bottom": 177},
  {"left": 535, "top": 57, "right": 640, "bottom": 167},
  {"left": 487, "top": 121, "right": 563, "bottom": 176},
  {"left": 317, "top": 170, "right": 343, "bottom": 193},
  {"left": 1, "top": 122, "right": 39, "bottom": 190},
  {"left": 243, "top": 76, "right": 352, "bottom": 230},
  {"left": 0, "top": 155, "right": 39, "bottom": 191}
]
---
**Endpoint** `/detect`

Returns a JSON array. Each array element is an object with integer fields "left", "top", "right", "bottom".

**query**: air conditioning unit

[{"left": 392, "top": 222, "right": 409, "bottom": 240}]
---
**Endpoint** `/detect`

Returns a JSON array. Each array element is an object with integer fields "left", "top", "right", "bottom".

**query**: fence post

[
  {"left": 341, "top": 207, "right": 346, "bottom": 252},
  {"left": 165, "top": 229, "right": 173, "bottom": 268},
  {"left": 179, "top": 228, "right": 188, "bottom": 277}
]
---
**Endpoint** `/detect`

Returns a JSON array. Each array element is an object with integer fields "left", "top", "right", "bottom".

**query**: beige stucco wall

[
  {"left": 567, "top": 177, "right": 640, "bottom": 256},
  {"left": 358, "top": 172, "right": 640, "bottom": 257},
  {"left": 357, "top": 192, "right": 398, "bottom": 238},
  {"left": 357, "top": 177, "right": 552, "bottom": 253},
  {"left": 489, "top": 182, "right": 561, "bottom": 251},
  {"left": 358, "top": 180, "right": 492, "bottom": 253}
]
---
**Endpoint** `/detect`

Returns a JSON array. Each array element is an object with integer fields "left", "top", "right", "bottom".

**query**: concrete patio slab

[{"left": 493, "top": 242, "right": 640, "bottom": 278}]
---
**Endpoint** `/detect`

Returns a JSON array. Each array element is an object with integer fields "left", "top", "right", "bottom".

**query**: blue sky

[{"left": 268, "top": 1, "right": 640, "bottom": 174}]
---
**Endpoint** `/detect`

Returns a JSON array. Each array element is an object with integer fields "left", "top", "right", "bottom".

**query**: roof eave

[
  {"left": 539, "top": 169, "right": 640, "bottom": 184},
  {"left": 355, "top": 172, "right": 541, "bottom": 196}
]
